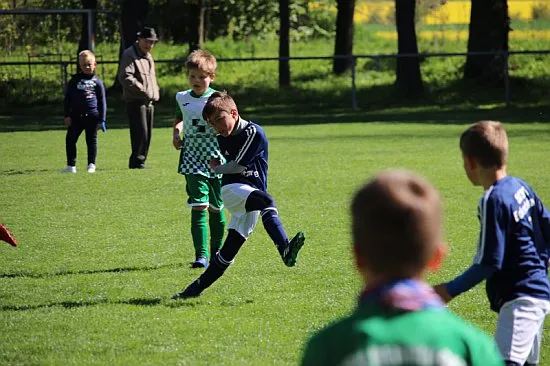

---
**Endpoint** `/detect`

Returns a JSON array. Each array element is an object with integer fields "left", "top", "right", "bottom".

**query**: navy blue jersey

[
  {"left": 64, "top": 73, "right": 107, "bottom": 121},
  {"left": 475, "top": 176, "right": 550, "bottom": 311},
  {"left": 217, "top": 121, "right": 268, "bottom": 192}
]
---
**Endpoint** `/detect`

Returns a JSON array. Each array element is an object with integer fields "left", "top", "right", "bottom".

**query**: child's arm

[
  {"left": 434, "top": 264, "right": 496, "bottom": 303},
  {"left": 173, "top": 118, "right": 183, "bottom": 150},
  {"left": 209, "top": 158, "right": 246, "bottom": 174},
  {"left": 96, "top": 78, "right": 107, "bottom": 131}
]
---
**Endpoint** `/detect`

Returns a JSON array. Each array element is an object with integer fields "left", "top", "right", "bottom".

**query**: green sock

[
  {"left": 191, "top": 209, "right": 208, "bottom": 259},
  {"left": 209, "top": 210, "right": 226, "bottom": 255}
]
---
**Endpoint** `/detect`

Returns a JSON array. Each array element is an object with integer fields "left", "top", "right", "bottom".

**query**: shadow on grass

[
  {"left": 0, "top": 262, "right": 186, "bottom": 279},
  {"left": 0, "top": 168, "right": 53, "bottom": 176},
  {"left": 0, "top": 296, "right": 255, "bottom": 312},
  {"left": 0, "top": 297, "right": 163, "bottom": 312},
  {"left": 1, "top": 76, "right": 549, "bottom": 132}
]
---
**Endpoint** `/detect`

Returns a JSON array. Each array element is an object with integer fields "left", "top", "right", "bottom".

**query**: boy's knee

[{"left": 245, "top": 190, "right": 275, "bottom": 212}]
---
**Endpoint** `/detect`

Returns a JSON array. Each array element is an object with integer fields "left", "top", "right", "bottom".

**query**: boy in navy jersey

[
  {"left": 62, "top": 50, "right": 106, "bottom": 174},
  {"left": 435, "top": 121, "right": 550, "bottom": 366},
  {"left": 172, "top": 91, "right": 305, "bottom": 299}
]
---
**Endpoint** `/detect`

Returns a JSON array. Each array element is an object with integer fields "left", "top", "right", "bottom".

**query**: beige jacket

[{"left": 118, "top": 44, "right": 160, "bottom": 102}]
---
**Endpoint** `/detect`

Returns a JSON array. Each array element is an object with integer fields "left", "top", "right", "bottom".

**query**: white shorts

[
  {"left": 495, "top": 296, "right": 550, "bottom": 364},
  {"left": 221, "top": 183, "right": 260, "bottom": 239}
]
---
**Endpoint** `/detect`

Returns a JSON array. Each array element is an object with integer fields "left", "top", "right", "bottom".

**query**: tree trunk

[
  {"left": 279, "top": 0, "right": 290, "bottom": 87},
  {"left": 395, "top": 0, "right": 423, "bottom": 94},
  {"left": 78, "top": 0, "right": 97, "bottom": 54},
  {"left": 464, "top": 0, "right": 510, "bottom": 84},
  {"left": 111, "top": 0, "right": 149, "bottom": 90},
  {"left": 333, "top": 0, "right": 355, "bottom": 75},
  {"left": 187, "top": 0, "right": 205, "bottom": 54}
]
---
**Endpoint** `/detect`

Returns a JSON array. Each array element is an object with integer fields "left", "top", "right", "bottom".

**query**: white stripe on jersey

[
  {"left": 235, "top": 125, "right": 257, "bottom": 164},
  {"left": 475, "top": 186, "right": 495, "bottom": 264}
]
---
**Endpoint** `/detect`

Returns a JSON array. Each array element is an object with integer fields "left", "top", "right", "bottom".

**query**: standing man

[{"left": 118, "top": 26, "right": 160, "bottom": 169}]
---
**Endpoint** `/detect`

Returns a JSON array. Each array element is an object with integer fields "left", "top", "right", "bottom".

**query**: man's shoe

[
  {"left": 171, "top": 281, "right": 202, "bottom": 300},
  {"left": 192, "top": 257, "right": 209, "bottom": 268},
  {"left": 62, "top": 166, "right": 76, "bottom": 173},
  {"left": 87, "top": 163, "right": 96, "bottom": 173},
  {"left": 283, "top": 232, "right": 306, "bottom": 267}
]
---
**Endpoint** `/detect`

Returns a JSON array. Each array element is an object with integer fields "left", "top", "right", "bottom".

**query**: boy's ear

[
  {"left": 463, "top": 155, "right": 477, "bottom": 171},
  {"left": 353, "top": 244, "right": 366, "bottom": 271},
  {"left": 210, "top": 73, "right": 216, "bottom": 81},
  {"left": 230, "top": 108, "right": 239, "bottom": 119},
  {"left": 427, "top": 243, "right": 447, "bottom": 272}
]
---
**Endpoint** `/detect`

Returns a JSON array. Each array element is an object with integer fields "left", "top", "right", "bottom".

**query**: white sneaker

[
  {"left": 62, "top": 166, "right": 76, "bottom": 173},
  {"left": 87, "top": 163, "right": 96, "bottom": 173}
]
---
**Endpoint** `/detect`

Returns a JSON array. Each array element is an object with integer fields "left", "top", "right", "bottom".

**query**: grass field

[{"left": 1, "top": 117, "right": 550, "bottom": 364}]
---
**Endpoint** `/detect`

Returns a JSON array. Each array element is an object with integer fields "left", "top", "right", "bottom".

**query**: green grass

[{"left": 1, "top": 120, "right": 550, "bottom": 364}]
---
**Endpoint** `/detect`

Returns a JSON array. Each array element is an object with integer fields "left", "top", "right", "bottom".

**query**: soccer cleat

[
  {"left": 282, "top": 232, "right": 306, "bottom": 267},
  {"left": 87, "top": 163, "right": 96, "bottom": 173},
  {"left": 0, "top": 224, "right": 17, "bottom": 247},
  {"left": 62, "top": 166, "right": 76, "bottom": 173},
  {"left": 192, "top": 257, "right": 209, "bottom": 268},
  {"left": 171, "top": 281, "right": 202, "bottom": 300}
]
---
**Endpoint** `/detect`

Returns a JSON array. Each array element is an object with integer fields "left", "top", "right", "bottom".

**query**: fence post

[
  {"left": 351, "top": 55, "right": 358, "bottom": 111},
  {"left": 504, "top": 50, "right": 510, "bottom": 106},
  {"left": 27, "top": 53, "right": 33, "bottom": 98}
]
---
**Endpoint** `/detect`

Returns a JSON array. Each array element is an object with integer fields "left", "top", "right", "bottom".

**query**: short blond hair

[
  {"left": 78, "top": 50, "right": 95, "bottom": 61},
  {"left": 185, "top": 49, "right": 217, "bottom": 76},
  {"left": 459, "top": 121, "right": 508, "bottom": 168},
  {"left": 202, "top": 90, "right": 237, "bottom": 122},
  {"left": 351, "top": 170, "right": 443, "bottom": 277}
]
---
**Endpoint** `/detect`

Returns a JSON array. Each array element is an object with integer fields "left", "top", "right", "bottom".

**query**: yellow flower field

[
  {"left": 375, "top": 29, "right": 550, "bottom": 41},
  {"left": 313, "top": 1, "right": 550, "bottom": 25}
]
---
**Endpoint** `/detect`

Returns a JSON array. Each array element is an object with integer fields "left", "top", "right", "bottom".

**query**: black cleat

[
  {"left": 283, "top": 232, "right": 306, "bottom": 267},
  {"left": 171, "top": 280, "right": 202, "bottom": 300}
]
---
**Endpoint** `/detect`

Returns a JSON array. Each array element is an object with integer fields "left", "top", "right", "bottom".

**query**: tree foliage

[{"left": 0, "top": 0, "right": 336, "bottom": 53}]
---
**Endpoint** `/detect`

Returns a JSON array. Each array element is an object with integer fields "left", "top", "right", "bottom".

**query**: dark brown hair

[
  {"left": 202, "top": 90, "right": 237, "bottom": 122},
  {"left": 351, "top": 170, "right": 443, "bottom": 277},
  {"left": 459, "top": 121, "right": 508, "bottom": 168}
]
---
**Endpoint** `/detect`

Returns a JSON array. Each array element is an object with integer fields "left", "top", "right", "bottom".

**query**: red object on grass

[{"left": 0, "top": 224, "right": 17, "bottom": 247}]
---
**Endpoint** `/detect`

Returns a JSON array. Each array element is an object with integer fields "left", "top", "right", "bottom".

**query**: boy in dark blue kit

[
  {"left": 172, "top": 91, "right": 305, "bottom": 299},
  {"left": 435, "top": 121, "right": 550, "bottom": 366},
  {"left": 63, "top": 50, "right": 106, "bottom": 174}
]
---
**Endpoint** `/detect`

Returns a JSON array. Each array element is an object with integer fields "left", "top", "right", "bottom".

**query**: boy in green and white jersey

[
  {"left": 301, "top": 170, "right": 503, "bottom": 366},
  {"left": 172, "top": 50, "right": 225, "bottom": 268}
]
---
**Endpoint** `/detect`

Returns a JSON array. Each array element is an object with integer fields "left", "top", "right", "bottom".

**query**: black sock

[
  {"left": 245, "top": 190, "right": 288, "bottom": 253},
  {"left": 193, "top": 229, "right": 246, "bottom": 293}
]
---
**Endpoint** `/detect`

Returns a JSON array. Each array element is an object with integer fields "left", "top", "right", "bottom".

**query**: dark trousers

[
  {"left": 65, "top": 115, "right": 98, "bottom": 166},
  {"left": 126, "top": 100, "right": 154, "bottom": 168}
]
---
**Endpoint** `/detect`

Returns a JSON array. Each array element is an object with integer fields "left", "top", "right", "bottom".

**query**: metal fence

[{"left": 1, "top": 50, "right": 549, "bottom": 110}]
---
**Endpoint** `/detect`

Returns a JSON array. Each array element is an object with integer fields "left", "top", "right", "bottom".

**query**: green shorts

[{"left": 185, "top": 174, "right": 223, "bottom": 210}]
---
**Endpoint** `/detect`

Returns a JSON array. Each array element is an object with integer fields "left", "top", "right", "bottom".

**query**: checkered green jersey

[{"left": 175, "top": 88, "right": 223, "bottom": 178}]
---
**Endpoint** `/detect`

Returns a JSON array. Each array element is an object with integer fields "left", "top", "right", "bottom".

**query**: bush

[{"left": 532, "top": 4, "right": 550, "bottom": 20}]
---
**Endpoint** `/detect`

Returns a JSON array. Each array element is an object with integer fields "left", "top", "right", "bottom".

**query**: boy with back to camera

[
  {"left": 62, "top": 50, "right": 106, "bottom": 174},
  {"left": 172, "top": 50, "right": 225, "bottom": 268},
  {"left": 302, "top": 170, "right": 503, "bottom": 366},
  {"left": 171, "top": 91, "right": 305, "bottom": 299},
  {"left": 434, "top": 121, "right": 550, "bottom": 366}
]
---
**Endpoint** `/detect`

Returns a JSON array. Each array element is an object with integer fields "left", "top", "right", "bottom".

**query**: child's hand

[
  {"left": 97, "top": 121, "right": 107, "bottom": 132},
  {"left": 64, "top": 117, "right": 72, "bottom": 127},
  {"left": 210, "top": 158, "right": 221, "bottom": 169},
  {"left": 172, "top": 133, "right": 183, "bottom": 150},
  {"left": 433, "top": 284, "right": 453, "bottom": 303}
]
